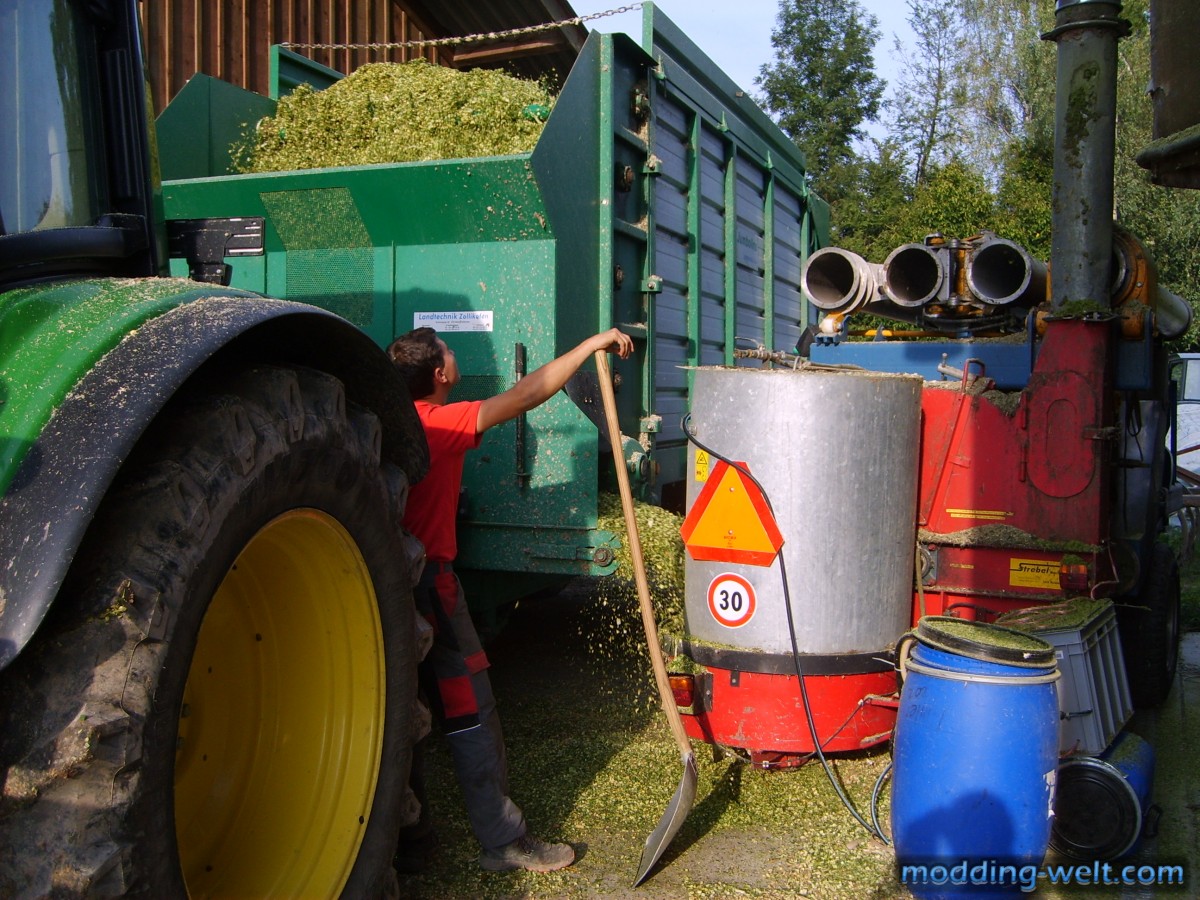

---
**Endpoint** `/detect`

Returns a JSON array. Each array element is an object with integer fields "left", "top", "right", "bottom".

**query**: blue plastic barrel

[
  {"left": 1050, "top": 729, "right": 1157, "bottom": 860},
  {"left": 892, "top": 617, "right": 1060, "bottom": 899}
]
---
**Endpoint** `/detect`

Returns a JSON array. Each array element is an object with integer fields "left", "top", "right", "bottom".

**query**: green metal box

[{"left": 159, "top": 3, "right": 828, "bottom": 595}]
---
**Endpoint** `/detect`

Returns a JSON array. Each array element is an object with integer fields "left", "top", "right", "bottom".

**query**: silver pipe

[
  {"left": 966, "top": 235, "right": 1048, "bottom": 307},
  {"left": 883, "top": 243, "right": 945, "bottom": 308},
  {"left": 801, "top": 247, "right": 884, "bottom": 313},
  {"left": 1046, "top": 0, "right": 1125, "bottom": 309},
  {"left": 1153, "top": 285, "right": 1194, "bottom": 339}
]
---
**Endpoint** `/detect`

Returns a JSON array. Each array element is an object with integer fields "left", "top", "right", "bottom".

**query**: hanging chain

[{"left": 279, "top": 3, "right": 644, "bottom": 53}]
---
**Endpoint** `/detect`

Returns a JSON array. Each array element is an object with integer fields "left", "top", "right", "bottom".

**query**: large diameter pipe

[
  {"left": 1110, "top": 227, "right": 1194, "bottom": 339},
  {"left": 966, "top": 236, "right": 1048, "bottom": 307},
  {"left": 801, "top": 247, "right": 884, "bottom": 313},
  {"left": 1151, "top": 285, "right": 1194, "bottom": 339},
  {"left": 883, "top": 243, "right": 945, "bottom": 308},
  {"left": 1046, "top": 0, "right": 1125, "bottom": 309}
]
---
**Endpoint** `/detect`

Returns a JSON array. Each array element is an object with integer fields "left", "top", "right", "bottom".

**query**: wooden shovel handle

[{"left": 594, "top": 351, "right": 693, "bottom": 757}]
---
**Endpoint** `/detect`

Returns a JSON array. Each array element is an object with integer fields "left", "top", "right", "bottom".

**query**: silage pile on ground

[{"left": 233, "top": 60, "right": 555, "bottom": 173}]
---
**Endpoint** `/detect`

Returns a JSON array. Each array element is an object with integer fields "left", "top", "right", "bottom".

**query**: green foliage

[
  {"left": 886, "top": 0, "right": 968, "bottom": 186},
  {"left": 232, "top": 61, "right": 554, "bottom": 173},
  {"left": 829, "top": 138, "right": 911, "bottom": 258},
  {"left": 833, "top": 156, "right": 999, "bottom": 263},
  {"left": 757, "top": 0, "right": 884, "bottom": 199},
  {"left": 992, "top": 137, "right": 1054, "bottom": 258},
  {"left": 958, "top": 0, "right": 1057, "bottom": 179}
]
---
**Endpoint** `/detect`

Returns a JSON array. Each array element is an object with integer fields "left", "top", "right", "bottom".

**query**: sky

[{"left": 569, "top": 0, "right": 916, "bottom": 127}]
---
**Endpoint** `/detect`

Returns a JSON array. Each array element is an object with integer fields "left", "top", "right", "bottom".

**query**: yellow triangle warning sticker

[{"left": 679, "top": 460, "right": 784, "bottom": 566}]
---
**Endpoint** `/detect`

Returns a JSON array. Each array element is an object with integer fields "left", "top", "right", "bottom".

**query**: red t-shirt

[{"left": 403, "top": 399, "right": 483, "bottom": 563}]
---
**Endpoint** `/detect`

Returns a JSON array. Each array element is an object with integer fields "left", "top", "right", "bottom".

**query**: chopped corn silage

[
  {"left": 586, "top": 493, "right": 686, "bottom": 711},
  {"left": 233, "top": 60, "right": 555, "bottom": 173}
]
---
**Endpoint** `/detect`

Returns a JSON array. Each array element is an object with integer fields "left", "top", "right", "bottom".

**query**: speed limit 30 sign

[{"left": 706, "top": 572, "right": 757, "bottom": 628}]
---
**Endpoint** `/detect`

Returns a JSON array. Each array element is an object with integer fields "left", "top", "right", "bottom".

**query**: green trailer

[{"left": 160, "top": 3, "right": 829, "bottom": 609}]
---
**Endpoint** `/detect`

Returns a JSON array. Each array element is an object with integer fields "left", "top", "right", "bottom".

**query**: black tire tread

[{"left": 0, "top": 364, "right": 420, "bottom": 898}]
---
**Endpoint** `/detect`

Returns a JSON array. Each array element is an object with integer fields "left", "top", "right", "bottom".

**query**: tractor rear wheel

[
  {"left": 0, "top": 365, "right": 422, "bottom": 897},
  {"left": 1118, "top": 541, "right": 1181, "bottom": 709}
]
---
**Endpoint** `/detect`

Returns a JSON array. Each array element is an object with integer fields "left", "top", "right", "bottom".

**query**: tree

[
  {"left": 958, "top": 1, "right": 1057, "bottom": 180},
  {"left": 828, "top": 137, "right": 912, "bottom": 260},
  {"left": 886, "top": 0, "right": 968, "bottom": 186},
  {"left": 757, "top": 0, "right": 884, "bottom": 199}
]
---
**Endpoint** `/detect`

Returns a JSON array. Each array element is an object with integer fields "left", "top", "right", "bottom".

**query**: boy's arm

[{"left": 476, "top": 328, "right": 633, "bottom": 434}]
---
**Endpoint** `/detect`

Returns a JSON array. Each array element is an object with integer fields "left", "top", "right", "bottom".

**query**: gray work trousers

[{"left": 415, "top": 562, "right": 525, "bottom": 850}]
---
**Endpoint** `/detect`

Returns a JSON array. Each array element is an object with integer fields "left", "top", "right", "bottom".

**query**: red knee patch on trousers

[{"left": 438, "top": 674, "right": 478, "bottom": 719}]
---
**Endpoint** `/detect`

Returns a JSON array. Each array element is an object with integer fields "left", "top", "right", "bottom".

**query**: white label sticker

[
  {"left": 706, "top": 573, "right": 757, "bottom": 628},
  {"left": 413, "top": 310, "right": 494, "bottom": 332}
]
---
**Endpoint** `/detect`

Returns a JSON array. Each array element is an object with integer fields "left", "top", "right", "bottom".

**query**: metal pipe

[
  {"left": 1045, "top": 0, "right": 1126, "bottom": 309},
  {"left": 1109, "top": 227, "right": 1194, "bottom": 339},
  {"left": 801, "top": 247, "right": 884, "bottom": 313},
  {"left": 883, "top": 243, "right": 945, "bottom": 308},
  {"left": 966, "top": 235, "right": 1048, "bottom": 307},
  {"left": 1152, "top": 285, "right": 1194, "bottom": 339}
]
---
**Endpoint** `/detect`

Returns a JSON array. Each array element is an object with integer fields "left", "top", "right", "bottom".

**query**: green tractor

[
  {"left": 0, "top": 1, "right": 429, "bottom": 894},
  {"left": 1, "top": 0, "right": 830, "bottom": 892}
]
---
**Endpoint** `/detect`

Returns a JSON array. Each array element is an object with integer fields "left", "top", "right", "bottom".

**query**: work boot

[{"left": 478, "top": 833, "right": 575, "bottom": 872}]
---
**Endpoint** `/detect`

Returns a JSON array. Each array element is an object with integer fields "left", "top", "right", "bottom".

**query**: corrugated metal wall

[{"left": 140, "top": 1, "right": 448, "bottom": 115}]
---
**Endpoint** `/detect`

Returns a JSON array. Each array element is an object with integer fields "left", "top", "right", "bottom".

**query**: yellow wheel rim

[{"left": 175, "top": 510, "right": 386, "bottom": 897}]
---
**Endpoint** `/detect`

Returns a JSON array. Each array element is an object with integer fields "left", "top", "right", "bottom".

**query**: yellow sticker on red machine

[{"left": 1009, "top": 558, "right": 1059, "bottom": 590}]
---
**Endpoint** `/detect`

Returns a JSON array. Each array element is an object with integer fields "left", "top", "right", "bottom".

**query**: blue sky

[{"left": 571, "top": 0, "right": 916, "bottom": 118}]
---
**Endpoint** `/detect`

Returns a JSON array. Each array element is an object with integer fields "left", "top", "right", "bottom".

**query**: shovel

[{"left": 594, "top": 351, "right": 698, "bottom": 887}]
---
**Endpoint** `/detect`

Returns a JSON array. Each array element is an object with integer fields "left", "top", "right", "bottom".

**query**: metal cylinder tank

[
  {"left": 675, "top": 364, "right": 923, "bottom": 764},
  {"left": 684, "top": 365, "right": 922, "bottom": 653}
]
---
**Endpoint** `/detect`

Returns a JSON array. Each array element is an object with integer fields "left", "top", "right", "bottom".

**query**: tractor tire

[
  {"left": 1118, "top": 541, "right": 1181, "bottom": 709},
  {"left": 0, "top": 365, "right": 424, "bottom": 898}
]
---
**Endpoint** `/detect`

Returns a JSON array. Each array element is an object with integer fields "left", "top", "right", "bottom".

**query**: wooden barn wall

[{"left": 140, "top": 1, "right": 447, "bottom": 115}]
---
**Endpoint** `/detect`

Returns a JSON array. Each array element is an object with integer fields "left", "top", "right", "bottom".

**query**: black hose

[{"left": 682, "top": 413, "right": 891, "bottom": 844}]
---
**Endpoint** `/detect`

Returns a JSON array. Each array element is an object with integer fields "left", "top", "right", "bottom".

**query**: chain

[{"left": 279, "top": 3, "right": 643, "bottom": 53}]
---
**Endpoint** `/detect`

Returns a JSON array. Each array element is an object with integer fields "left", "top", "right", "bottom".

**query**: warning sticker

[
  {"left": 694, "top": 450, "right": 710, "bottom": 482},
  {"left": 707, "top": 572, "right": 757, "bottom": 628},
  {"left": 679, "top": 460, "right": 784, "bottom": 567},
  {"left": 1009, "top": 558, "right": 1059, "bottom": 590}
]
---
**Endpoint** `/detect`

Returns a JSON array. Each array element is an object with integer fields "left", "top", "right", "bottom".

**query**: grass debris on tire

[{"left": 0, "top": 365, "right": 423, "bottom": 897}]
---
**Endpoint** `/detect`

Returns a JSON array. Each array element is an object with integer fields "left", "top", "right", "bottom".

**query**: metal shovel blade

[{"left": 633, "top": 751, "right": 699, "bottom": 887}]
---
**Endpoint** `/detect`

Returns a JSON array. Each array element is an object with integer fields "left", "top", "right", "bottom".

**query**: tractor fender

[{"left": 0, "top": 292, "right": 427, "bottom": 671}]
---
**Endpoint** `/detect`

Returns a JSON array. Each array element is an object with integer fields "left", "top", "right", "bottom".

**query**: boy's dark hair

[{"left": 387, "top": 327, "right": 442, "bottom": 399}]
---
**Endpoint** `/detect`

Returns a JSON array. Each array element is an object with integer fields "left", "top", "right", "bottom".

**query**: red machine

[{"left": 914, "top": 318, "right": 1116, "bottom": 623}]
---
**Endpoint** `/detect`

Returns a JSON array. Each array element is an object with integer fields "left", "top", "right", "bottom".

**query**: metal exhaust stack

[{"left": 1044, "top": 0, "right": 1127, "bottom": 309}]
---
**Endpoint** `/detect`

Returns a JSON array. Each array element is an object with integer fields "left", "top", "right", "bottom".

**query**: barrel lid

[
  {"left": 1050, "top": 757, "right": 1142, "bottom": 860},
  {"left": 916, "top": 616, "right": 1057, "bottom": 668}
]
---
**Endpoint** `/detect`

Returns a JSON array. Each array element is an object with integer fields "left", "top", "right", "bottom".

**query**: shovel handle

[{"left": 594, "top": 351, "right": 693, "bottom": 758}]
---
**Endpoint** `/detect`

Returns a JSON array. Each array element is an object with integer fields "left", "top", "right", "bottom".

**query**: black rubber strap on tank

[{"left": 674, "top": 639, "right": 895, "bottom": 676}]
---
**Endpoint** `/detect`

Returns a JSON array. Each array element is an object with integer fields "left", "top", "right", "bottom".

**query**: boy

[{"left": 387, "top": 325, "right": 632, "bottom": 872}]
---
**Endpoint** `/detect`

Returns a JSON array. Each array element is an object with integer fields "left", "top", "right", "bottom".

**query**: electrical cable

[{"left": 682, "top": 413, "right": 891, "bottom": 844}]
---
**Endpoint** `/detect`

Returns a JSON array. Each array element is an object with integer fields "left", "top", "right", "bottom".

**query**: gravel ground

[{"left": 395, "top": 580, "right": 1199, "bottom": 900}]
